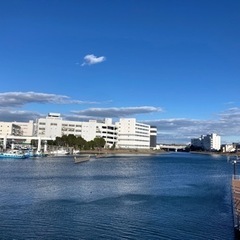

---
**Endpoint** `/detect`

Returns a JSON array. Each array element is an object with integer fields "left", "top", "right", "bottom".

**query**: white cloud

[
  {"left": 71, "top": 106, "right": 162, "bottom": 118},
  {"left": 0, "top": 92, "right": 97, "bottom": 108},
  {"left": 81, "top": 54, "right": 106, "bottom": 66},
  {"left": 0, "top": 109, "right": 43, "bottom": 122}
]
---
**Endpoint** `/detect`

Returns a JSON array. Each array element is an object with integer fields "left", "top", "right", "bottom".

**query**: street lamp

[{"left": 234, "top": 160, "right": 237, "bottom": 179}]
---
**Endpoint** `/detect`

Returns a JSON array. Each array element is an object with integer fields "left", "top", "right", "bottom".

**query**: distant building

[
  {"left": 221, "top": 144, "right": 236, "bottom": 153},
  {"left": 191, "top": 133, "right": 221, "bottom": 151}
]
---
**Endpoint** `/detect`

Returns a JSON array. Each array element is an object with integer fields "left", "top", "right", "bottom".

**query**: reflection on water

[{"left": 0, "top": 153, "right": 236, "bottom": 239}]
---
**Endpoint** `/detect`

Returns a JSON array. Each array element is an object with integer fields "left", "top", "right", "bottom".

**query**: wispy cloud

[
  {"left": 0, "top": 92, "right": 97, "bottom": 108},
  {"left": 71, "top": 106, "right": 162, "bottom": 118},
  {"left": 144, "top": 108, "right": 240, "bottom": 144},
  {"left": 0, "top": 109, "right": 43, "bottom": 122},
  {"left": 1, "top": 91, "right": 240, "bottom": 144},
  {"left": 81, "top": 54, "right": 106, "bottom": 66}
]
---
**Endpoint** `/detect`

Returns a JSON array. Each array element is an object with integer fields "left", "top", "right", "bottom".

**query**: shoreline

[{"left": 77, "top": 149, "right": 166, "bottom": 156}]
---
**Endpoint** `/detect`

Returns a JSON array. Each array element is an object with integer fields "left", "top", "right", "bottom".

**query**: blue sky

[{"left": 0, "top": 0, "right": 240, "bottom": 144}]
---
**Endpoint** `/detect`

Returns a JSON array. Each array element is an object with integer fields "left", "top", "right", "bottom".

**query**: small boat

[
  {"left": 0, "top": 150, "right": 28, "bottom": 159},
  {"left": 24, "top": 150, "right": 48, "bottom": 158},
  {"left": 74, "top": 155, "right": 90, "bottom": 164},
  {"left": 50, "top": 149, "right": 70, "bottom": 156}
]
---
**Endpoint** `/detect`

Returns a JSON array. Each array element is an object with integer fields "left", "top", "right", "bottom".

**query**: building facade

[
  {"left": 0, "top": 114, "right": 157, "bottom": 150},
  {"left": 0, "top": 122, "right": 22, "bottom": 136},
  {"left": 191, "top": 133, "right": 221, "bottom": 151},
  {"left": 116, "top": 118, "right": 151, "bottom": 149},
  {"left": 150, "top": 126, "right": 157, "bottom": 149},
  {"left": 36, "top": 113, "right": 118, "bottom": 148},
  {"left": 13, "top": 120, "right": 34, "bottom": 136}
]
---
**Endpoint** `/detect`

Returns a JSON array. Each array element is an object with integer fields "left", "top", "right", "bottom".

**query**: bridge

[
  {"left": 158, "top": 144, "right": 187, "bottom": 152},
  {"left": 0, "top": 135, "right": 55, "bottom": 152}
]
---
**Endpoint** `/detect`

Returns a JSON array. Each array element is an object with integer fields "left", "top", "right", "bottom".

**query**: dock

[{"left": 232, "top": 177, "right": 240, "bottom": 232}]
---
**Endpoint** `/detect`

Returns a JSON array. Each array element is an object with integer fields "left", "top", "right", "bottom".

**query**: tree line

[{"left": 32, "top": 134, "right": 106, "bottom": 150}]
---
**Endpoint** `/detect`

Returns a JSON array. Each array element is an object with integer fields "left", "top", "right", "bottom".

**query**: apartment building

[
  {"left": 191, "top": 133, "right": 221, "bottom": 151},
  {"left": 116, "top": 118, "right": 151, "bottom": 149}
]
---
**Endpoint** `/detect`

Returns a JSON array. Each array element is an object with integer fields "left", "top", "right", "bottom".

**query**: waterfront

[{"left": 0, "top": 153, "right": 236, "bottom": 239}]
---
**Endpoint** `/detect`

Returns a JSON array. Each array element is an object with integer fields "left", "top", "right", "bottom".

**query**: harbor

[{"left": 0, "top": 153, "right": 235, "bottom": 239}]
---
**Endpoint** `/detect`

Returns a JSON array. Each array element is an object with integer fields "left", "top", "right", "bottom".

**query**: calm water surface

[{"left": 0, "top": 153, "right": 236, "bottom": 239}]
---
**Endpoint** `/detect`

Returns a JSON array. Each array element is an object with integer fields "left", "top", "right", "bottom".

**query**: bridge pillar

[
  {"left": 11, "top": 139, "right": 15, "bottom": 150},
  {"left": 3, "top": 136, "right": 7, "bottom": 150},
  {"left": 37, "top": 137, "right": 41, "bottom": 152},
  {"left": 44, "top": 140, "right": 47, "bottom": 153}
]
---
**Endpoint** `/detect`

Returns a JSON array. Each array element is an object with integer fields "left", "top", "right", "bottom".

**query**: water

[{"left": 0, "top": 153, "right": 236, "bottom": 239}]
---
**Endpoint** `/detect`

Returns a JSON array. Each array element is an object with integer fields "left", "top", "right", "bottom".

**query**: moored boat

[{"left": 0, "top": 150, "right": 28, "bottom": 159}]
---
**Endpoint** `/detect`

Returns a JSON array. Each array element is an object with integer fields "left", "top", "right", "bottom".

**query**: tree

[{"left": 94, "top": 137, "right": 106, "bottom": 148}]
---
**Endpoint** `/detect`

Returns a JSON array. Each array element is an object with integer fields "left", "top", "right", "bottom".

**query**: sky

[{"left": 0, "top": 0, "right": 240, "bottom": 144}]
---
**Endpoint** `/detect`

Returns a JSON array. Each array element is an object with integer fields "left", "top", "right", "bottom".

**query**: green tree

[{"left": 94, "top": 137, "right": 106, "bottom": 148}]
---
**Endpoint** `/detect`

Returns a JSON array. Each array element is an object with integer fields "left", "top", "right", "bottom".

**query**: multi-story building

[
  {"left": 0, "top": 122, "right": 22, "bottom": 136},
  {"left": 115, "top": 118, "right": 151, "bottom": 149},
  {"left": 13, "top": 120, "right": 34, "bottom": 136},
  {"left": 191, "top": 133, "right": 221, "bottom": 151},
  {"left": 0, "top": 113, "right": 157, "bottom": 150},
  {"left": 150, "top": 126, "right": 157, "bottom": 149},
  {"left": 36, "top": 113, "right": 118, "bottom": 148}
]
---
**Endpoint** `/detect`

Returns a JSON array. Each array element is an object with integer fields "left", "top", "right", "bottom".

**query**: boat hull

[{"left": 0, "top": 154, "right": 27, "bottom": 159}]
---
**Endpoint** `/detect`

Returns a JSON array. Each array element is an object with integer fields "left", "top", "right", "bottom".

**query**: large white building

[
  {"left": 36, "top": 114, "right": 155, "bottom": 149},
  {"left": 0, "top": 113, "right": 157, "bottom": 150},
  {"left": 191, "top": 133, "right": 221, "bottom": 151},
  {"left": 36, "top": 113, "right": 118, "bottom": 148},
  {"left": 115, "top": 118, "right": 151, "bottom": 149}
]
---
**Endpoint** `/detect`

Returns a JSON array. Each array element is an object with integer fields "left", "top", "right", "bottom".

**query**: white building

[
  {"left": 202, "top": 133, "right": 221, "bottom": 151},
  {"left": 13, "top": 120, "right": 34, "bottom": 136},
  {"left": 191, "top": 133, "right": 221, "bottom": 151},
  {"left": 221, "top": 144, "right": 236, "bottom": 153},
  {"left": 0, "top": 113, "right": 156, "bottom": 150},
  {"left": 0, "top": 122, "right": 21, "bottom": 136},
  {"left": 36, "top": 114, "right": 153, "bottom": 149},
  {"left": 116, "top": 118, "right": 150, "bottom": 149},
  {"left": 36, "top": 113, "right": 118, "bottom": 148}
]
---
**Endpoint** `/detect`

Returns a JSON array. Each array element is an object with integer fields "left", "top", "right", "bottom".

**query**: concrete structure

[
  {"left": 36, "top": 114, "right": 154, "bottom": 149},
  {"left": 157, "top": 144, "right": 187, "bottom": 152},
  {"left": 191, "top": 133, "right": 221, "bottom": 151},
  {"left": 150, "top": 126, "right": 157, "bottom": 149},
  {"left": 0, "top": 113, "right": 156, "bottom": 150},
  {"left": 36, "top": 113, "right": 118, "bottom": 148},
  {"left": 13, "top": 120, "right": 34, "bottom": 137},
  {"left": 0, "top": 135, "right": 55, "bottom": 152},
  {"left": 115, "top": 118, "right": 150, "bottom": 149},
  {"left": 0, "top": 122, "right": 21, "bottom": 136},
  {"left": 222, "top": 144, "right": 236, "bottom": 153}
]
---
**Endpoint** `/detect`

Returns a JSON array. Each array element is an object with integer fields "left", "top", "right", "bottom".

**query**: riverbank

[{"left": 78, "top": 149, "right": 165, "bottom": 156}]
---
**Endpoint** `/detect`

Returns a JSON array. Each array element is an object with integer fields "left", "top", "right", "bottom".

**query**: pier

[
  {"left": 231, "top": 158, "right": 240, "bottom": 236},
  {"left": 232, "top": 177, "right": 240, "bottom": 233}
]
